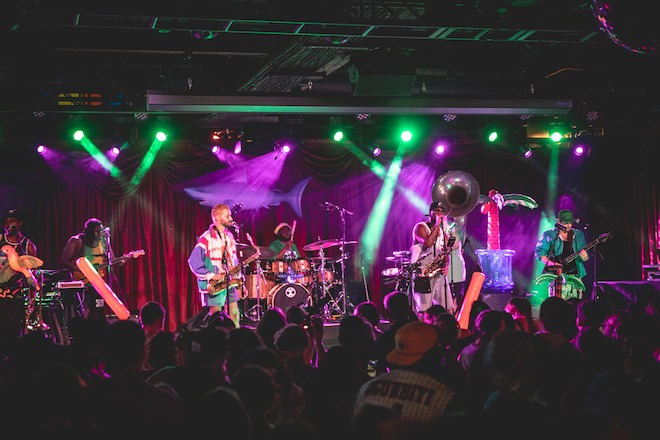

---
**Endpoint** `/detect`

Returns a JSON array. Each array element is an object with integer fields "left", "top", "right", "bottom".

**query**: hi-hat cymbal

[{"left": 236, "top": 244, "right": 276, "bottom": 260}]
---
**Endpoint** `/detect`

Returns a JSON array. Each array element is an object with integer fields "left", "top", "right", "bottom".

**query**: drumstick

[{"left": 291, "top": 220, "right": 298, "bottom": 257}]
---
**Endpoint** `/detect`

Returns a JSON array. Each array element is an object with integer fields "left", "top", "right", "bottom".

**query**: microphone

[
  {"left": 101, "top": 227, "right": 110, "bottom": 235},
  {"left": 555, "top": 223, "right": 567, "bottom": 232}
]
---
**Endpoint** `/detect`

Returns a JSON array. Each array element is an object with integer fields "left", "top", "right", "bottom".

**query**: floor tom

[{"left": 244, "top": 274, "right": 275, "bottom": 299}]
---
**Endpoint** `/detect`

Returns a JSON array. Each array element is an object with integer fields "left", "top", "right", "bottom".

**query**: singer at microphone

[{"left": 555, "top": 223, "right": 567, "bottom": 232}]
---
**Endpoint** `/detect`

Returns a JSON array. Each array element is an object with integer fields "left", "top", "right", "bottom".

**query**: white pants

[{"left": 412, "top": 274, "right": 452, "bottom": 313}]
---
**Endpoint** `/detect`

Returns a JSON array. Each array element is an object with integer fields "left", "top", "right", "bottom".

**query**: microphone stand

[
  {"left": 463, "top": 235, "right": 483, "bottom": 273},
  {"left": 320, "top": 202, "right": 354, "bottom": 316}
]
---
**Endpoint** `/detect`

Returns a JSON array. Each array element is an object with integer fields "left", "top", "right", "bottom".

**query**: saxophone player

[{"left": 410, "top": 201, "right": 460, "bottom": 317}]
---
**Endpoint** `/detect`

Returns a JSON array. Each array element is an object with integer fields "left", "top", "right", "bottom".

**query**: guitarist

[
  {"left": 60, "top": 217, "right": 124, "bottom": 319},
  {"left": 188, "top": 203, "right": 243, "bottom": 328},
  {"left": 534, "top": 209, "right": 589, "bottom": 300}
]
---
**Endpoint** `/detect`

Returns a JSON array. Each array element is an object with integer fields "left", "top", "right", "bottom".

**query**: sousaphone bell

[{"left": 431, "top": 170, "right": 480, "bottom": 217}]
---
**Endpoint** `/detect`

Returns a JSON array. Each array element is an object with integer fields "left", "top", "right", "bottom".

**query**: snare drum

[
  {"left": 244, "top": 274, "right": 275, "bottom": 299},
  {"left": 267, "top": 283, "right": 310, "bottom": 314}
]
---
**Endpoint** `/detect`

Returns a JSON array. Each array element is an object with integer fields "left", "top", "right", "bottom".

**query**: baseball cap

[
  {"left": 1, "top": 209, "right": 23, "bottom": 222},
  {"left": 557, "top": 209, "right": 575, "bottom": 223},
  {"left": 386, "top": 321, "right": 439, "bottom": 367},
  {"left": 274, "top": 222, "right": 292, "bottom": 234},
  {"left": 429, "top": 201, "right": 446, "bottom": 214}
]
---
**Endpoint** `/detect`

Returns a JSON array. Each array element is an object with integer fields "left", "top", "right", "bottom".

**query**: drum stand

[
  {"left": 244, "top": 261, "right": 267, "bottom": 322},
  {"left": 313, "top": 247, "right": 343, "bottom": 319}
]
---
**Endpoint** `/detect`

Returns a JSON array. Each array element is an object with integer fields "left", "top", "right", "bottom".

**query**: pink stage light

[{"left": 36, "top": 145, "right": 46, "bottom": 155}]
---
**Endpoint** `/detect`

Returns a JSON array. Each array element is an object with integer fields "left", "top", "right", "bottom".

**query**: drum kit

[
  {"left": 237, "top": 238, "right": 356, "bottom": 322},
  {"left": 381, "top": 250, "right": 420, "bottom": 295}
]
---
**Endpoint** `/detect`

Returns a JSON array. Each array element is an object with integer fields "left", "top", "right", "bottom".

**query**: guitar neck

[{"left": 564, "top": 240, "right": 598, "bottom": 264}]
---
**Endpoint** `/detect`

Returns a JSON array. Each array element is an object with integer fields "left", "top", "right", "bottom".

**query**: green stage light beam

[
  {"left": 79, "top": 136, "right": 122, "bottom": 178},
  {"left": 359, "top": 143, "right": 407, "bottom": 275},
  {"left": 528, "top": 143, "right": 561, "bottom": 305},
  {"left": 130, "top": 137, "right": 164, "bottom": 187}
]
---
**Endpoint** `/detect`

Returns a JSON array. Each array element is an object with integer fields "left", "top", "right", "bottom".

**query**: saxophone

[{"left": 421, "top": 236, "right": 455, "bottom": 277}]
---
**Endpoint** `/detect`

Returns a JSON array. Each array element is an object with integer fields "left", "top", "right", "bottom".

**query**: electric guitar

[
  {"left": 536, "top": 232, "right": 611, "bottom": 297},
  {"left": 73, "top": 249, "right": 145, "bottom": 284},
  {"left": 208, "top": 233, "right": 260, "bottom": 297},
  {"left": 548, "top": 232, "right": 612, "bottom": 268},
  {"left": 563, "top": 232, "right": 612, "bottom": 264}
]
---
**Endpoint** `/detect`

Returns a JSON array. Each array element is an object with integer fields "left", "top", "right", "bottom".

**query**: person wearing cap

[
  {"left": 0, "top": 209, "right": 37, "bottom": 258},
  {"left": 534, "top": 209, "right": 589, "bottom": 300},
  {"left": 0, "top": 208, "right": 38, "bottom": 333},
  {"left": 268, "top": 222, "right": 301, "bottom": 261},
  {"left": 410, "top": 201, "right": 463, "bottom": 317},
  {"left": 353, "top": 321, "right": 468, "bottom": 426}
]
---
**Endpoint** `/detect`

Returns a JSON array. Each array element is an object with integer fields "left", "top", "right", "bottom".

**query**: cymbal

[
  {"left": 303, "top": 239, "right": 339, "bottom": 251},
  {"left": 303, "top": 239, "right": 358, "bottom": 252},
  {"left": 257, "top": 246, "right": 276, "bottom": 259},
  {"left": 236, "top": 244, "right": 276, "bottom": 260}
]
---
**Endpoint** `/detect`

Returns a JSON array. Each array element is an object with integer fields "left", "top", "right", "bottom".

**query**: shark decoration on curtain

[
  {"left": 184, "top": 177, "right": 312, "bottom": 217},
  {"left": 478, "top": 189, "right": 538, "bottom": 250}
]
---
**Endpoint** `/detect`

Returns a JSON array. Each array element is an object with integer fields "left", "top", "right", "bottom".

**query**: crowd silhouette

[{"left": 1, "top": 292, "right": 659, "bottom": 439}]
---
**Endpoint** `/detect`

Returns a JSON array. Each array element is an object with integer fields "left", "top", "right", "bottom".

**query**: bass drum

[{"left": 268, "top": 283, "right": 310, "bottom": 315}]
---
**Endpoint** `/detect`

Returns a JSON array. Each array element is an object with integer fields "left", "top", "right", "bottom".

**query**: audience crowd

[{"left": 1, "top": 290, "right": 659, "bottom": 439}]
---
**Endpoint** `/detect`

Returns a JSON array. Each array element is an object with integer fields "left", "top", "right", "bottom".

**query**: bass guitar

[
  {"left": 73, "top": 249, "right": 145, "bottom": 284},
  {"left": 208, "top": 233, "right": 260, "bottom": 297}
]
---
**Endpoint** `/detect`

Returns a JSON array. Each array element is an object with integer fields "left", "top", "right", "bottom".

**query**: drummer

[{"left": 268, "top": 222, "right": 302, "bottom": 261}]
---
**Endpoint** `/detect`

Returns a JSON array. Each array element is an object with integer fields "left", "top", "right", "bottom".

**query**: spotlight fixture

[
  {"left": 523, "top": 147, "right": 533, "bottom": 158},
  {"left": 442, "top": 114, "right": 456, "bottom": 123},
  {"left": 573, "top": 144, "right": 585, "bottom": 157},
  {"left": 355, "top": 113, "right": 370, "bottom": 121},
  {"left": 36, "top": 145, "right": 47, "bottom": 155},
  {"left": 281, "top": 144, "right": 291, "bottom": 155},
  {"left": 586, "top": 110, "right": 599, "bottom": 122},
  {"left": 434, "top": 143, "right": 446, "bottom": 155},
  {"left": 233, "top": 140, "right": 242, "bottom": 155},
  {"left": 134, "top": 112, "right": 148, "bottom": 121},
  {"left": 211, "top": 145, "right": 221, "bottom": 155},
  {"left": 109, "top": 146, "right": 121, "bottom": 156},
  {"left": 372, "top": 146, "right": 382, "bottom": 157}
]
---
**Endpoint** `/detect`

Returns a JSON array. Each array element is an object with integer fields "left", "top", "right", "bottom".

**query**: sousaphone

[{"left": 431, "top": 170, "right": 480, "bottom": 217}]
